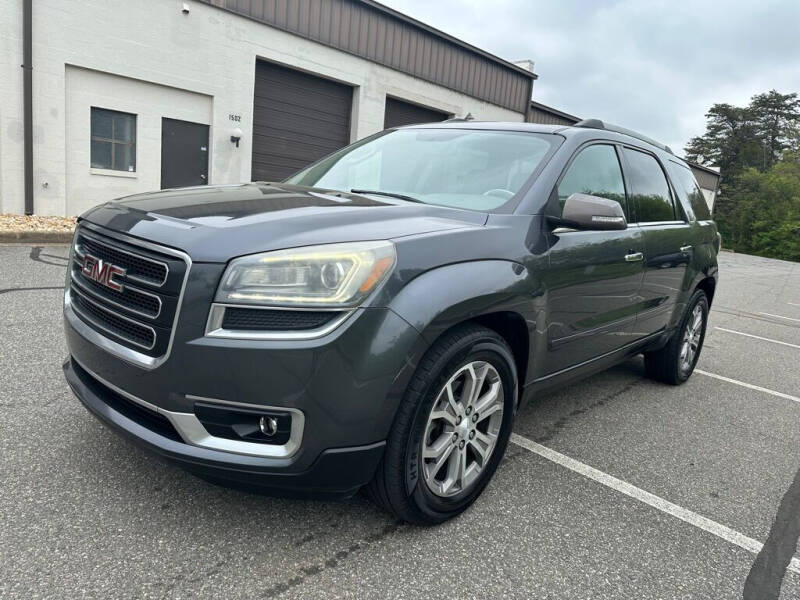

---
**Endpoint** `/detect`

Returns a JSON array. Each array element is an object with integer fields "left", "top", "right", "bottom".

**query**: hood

[{"left": 80, "top": 183, "right": 487, "bottom": 262}]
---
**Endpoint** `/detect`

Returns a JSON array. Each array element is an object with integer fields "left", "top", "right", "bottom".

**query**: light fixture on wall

[
  {"left": 230, "top": 127, "right": 242, "bottom": 148},
  {"left": 182, "top": 3, "right": 190, "bottom": 14}
]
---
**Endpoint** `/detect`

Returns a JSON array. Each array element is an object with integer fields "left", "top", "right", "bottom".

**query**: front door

[
  {"left": 620, "top": 147, "right": 692, "bottom": 337},
  {"left": 543, "top": 143, "right": 645, "bottom": 375},
  {"left": 161, "top": 118, "right": 209, "bottom": 189}
]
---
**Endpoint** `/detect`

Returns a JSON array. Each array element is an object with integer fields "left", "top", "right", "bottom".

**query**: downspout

[{"left": 22, "top": 0, "right": 33, "bottom": 215}]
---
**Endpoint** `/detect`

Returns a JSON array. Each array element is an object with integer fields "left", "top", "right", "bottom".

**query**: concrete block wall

[{"left": 0, "top": 0, "right": 524, "bottom": 216}]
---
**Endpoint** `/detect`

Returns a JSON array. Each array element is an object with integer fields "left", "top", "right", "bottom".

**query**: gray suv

[{"left": 63, "top": 120, "right": 719, "bottom": 524}]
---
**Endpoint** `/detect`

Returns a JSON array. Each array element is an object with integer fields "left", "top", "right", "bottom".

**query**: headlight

[{"left": 215, "top": 241, "right": 396, "bottom": 308}]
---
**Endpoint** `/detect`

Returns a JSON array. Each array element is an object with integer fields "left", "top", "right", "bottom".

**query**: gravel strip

[{"left": 0, "top": 214, "right": 76, "bottom": 233}]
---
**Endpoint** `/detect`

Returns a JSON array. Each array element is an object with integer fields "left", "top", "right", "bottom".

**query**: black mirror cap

[{"left": 560, "top": 193, "right": 627, "bottom": 231}]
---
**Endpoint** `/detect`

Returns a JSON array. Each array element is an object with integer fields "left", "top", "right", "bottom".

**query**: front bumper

[
  {"left": 64, "top": 358, "right": 386, "bottom": 497},
  {"left": 63, "top": 248, "right": 427, "bottom": 495}
]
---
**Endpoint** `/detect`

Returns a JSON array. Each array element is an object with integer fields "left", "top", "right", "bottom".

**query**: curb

[{"left": 0, "top": 230, "right": 74, "bottom": 243}]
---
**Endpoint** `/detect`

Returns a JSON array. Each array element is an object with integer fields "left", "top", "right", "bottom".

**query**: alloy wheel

[
  {"left": 679, "top": 304, "right": 704, "bottom": 373},
  {"left": 420, "top": 361, "right": 504, "bottom": 498}
]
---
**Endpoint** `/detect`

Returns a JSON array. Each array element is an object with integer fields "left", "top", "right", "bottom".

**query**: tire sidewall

[
  {"left": 403, "top": 334, "right": 517, "bottom": 522},
  {"left": 676, "top": 291, "right": 709, "bottom": 382}
]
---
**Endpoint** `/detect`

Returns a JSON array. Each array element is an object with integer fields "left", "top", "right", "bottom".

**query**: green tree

[
  {"left": 684, "top": 103, "right": 761, "bottom": 183},
  {"left": 686, "top": 91, "right": 800, "bottom": 258},
  {"left": 725, "top": 155, "right": 800, "bottom": 262},
  {"left": 749, "top": 90, "right": 800, "bottom": 169}
]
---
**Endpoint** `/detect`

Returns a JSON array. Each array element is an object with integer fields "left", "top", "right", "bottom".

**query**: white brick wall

[
  {"left": 0, "top": 0, "right": 524, "bottom": 216},
  {"left": 0, "top": 0, "right": 24, "bottom": 215}
]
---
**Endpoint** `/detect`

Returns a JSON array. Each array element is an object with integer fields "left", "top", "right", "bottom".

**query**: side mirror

[{"left": 560, "top": 193, "right": 627, "bottom": 230}]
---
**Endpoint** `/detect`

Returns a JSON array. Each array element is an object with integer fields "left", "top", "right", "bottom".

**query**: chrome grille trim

[
  {"left": 75, "top": 228, "right": 170, "bottom": 287},
  {"left": 69, "top": 285, "right": 157, "bottom": 350},
  {"left": 70, "top": 269, "right": 163, "bottom": 320},
  {"left": 66, "top": 222, "right": 192, "bottom": 370},
  {"left": 204, "top": 303, "right": 356, "bottom": 340}
]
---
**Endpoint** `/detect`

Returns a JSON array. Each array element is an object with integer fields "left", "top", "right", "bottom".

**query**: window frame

[
  {"left": 666, "top": 159, "right": 712, "bottom": 222},
  {"left": 618, "top": 144, "right": 686, "bottom": 225},
  {"left": 549, "top": 140, "right": 632, "bottom": 223},
  {"left": 90, "top": 107, "right": 137, "bottom": 173}
]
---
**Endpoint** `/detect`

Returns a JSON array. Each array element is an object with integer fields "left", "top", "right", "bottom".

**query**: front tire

[
  {"left": 366, "top": 324, "right": 517, "bottom": 525},
  {"left": 644, "top": 289, "right": 709, "bottom": 385}
]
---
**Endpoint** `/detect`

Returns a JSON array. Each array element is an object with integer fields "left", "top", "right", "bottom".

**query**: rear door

[
  {"left": 543, "top": 143, "right": 645, "bottom": 375},
  {"left": 620, "top": 147, "right": 692, "bottom": 337}
]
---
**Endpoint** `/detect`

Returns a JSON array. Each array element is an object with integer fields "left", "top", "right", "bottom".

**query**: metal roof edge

[{"left": 355, "top": 0, "right": 538, "bottom": 80}]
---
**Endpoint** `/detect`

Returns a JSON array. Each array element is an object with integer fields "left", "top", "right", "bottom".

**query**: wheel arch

[
  {"left": 388, "top": 260, "right": 538, "bottom": 400},
  {"left": 695, "top": 276, "right": 717, "bottom": 306}
]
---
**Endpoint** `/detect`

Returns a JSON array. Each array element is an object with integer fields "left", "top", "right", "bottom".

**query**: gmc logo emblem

[{"left": 82, "top": 254, "right": 126, "bottom": 292}]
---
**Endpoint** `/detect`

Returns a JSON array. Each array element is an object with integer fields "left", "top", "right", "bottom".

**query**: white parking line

[
  {"left": 510, "top": 433, "right": 800, "bottom": 576},
  {"left": 759, "top": 312, "right": 800, "bottom": 323},
  {"left": 788, "top": 302, "right": 800, "bottom": 307},
  {"left": 715, "top": 327, "right": 800, "bottom": 350},
  {"left": 695, "top": 369, "right": 800, "bottom": 404}
]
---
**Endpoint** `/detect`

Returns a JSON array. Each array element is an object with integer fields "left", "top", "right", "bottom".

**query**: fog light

[{"left": 259, "top": 416, "right": 278, "bottom": 436}]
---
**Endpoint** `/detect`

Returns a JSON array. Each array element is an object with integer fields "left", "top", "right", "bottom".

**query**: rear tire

[
  {"left": 644, "top": 289, "right": 708, "bottom": 385},
  {"left": 366, "top": 324, "right": 517, "bottom": 525}
]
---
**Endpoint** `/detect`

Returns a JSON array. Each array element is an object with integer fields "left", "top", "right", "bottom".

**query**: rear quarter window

[{"left": 668, "top": 162, "right": 712, "bottom": 221}]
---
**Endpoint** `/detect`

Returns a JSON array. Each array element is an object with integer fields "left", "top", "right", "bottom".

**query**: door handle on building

[{"left": 625, "top": 252, "right": 644, "bottom": 262}]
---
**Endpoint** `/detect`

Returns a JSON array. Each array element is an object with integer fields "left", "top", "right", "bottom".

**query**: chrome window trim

[
  {"left": 69, "top": 285, "right": 157, "bottom": 350},
  {"left": 628, "top": 220, "right": 687, "bottom": 227},
  {"left": 66, "top": 222, "right": 191, "bottom": 370},
  {"left": 204, "top": 303, "right": 356, "bottom": 340},
  {"left": 72, "top": 357, "right": 304, "bottom": 459},
  {"left": 76, "top": 227, "right": 170, "bottom": 288},
  {"left": 70, "top": 269, "right": 163, "bottom": 320}
]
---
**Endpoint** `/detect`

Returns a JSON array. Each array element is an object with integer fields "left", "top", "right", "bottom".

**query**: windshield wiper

[{"left": 350, "top": 189, "right": 424, "bottom": 204}]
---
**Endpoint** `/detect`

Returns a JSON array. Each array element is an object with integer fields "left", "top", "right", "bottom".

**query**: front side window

[
  {"left": 668, "top": 161, "right": 711, "bottom": 221},
  {"left": 622, "top": 148, "right": 676, "bottom": 222},
  {"left": 286, "top": 129, "right": 557, "bottom": 211},
  {"left": 557, "top": 144, "right": 627, "bottom": 216},
  {"left": 91, "top": 107, "right": 136, "bottom": 172}
]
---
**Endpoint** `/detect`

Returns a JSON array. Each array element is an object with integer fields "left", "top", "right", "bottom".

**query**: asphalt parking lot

[{"left": 1, "top": 245, "right": 799, "bottom": 599}]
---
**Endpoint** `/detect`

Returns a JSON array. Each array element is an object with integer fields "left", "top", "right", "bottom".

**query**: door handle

[
  {"left": 625, "top": 252, "right": 644, "bottom": 262},
  {"left": 200, "top": 174, "right": 206, "bottom": 180},
  {"left": 680, "top": 245, "right": 692, "bottom": 253}
]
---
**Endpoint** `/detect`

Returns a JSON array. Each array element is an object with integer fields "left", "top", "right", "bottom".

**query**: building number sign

[{"left": 229, "top": 114, "right": 242, "bottom": 122}]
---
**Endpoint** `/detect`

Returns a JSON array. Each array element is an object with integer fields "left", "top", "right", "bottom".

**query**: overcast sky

[{"left": 381, "top": 0, "right": 800, "bottom": 157}]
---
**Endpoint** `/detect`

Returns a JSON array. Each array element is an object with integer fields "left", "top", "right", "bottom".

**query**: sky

[{"left": 381, "top": 0, "right": 800, "bottom": 157}]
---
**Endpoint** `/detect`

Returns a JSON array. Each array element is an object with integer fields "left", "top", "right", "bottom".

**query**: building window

[{"left": 91, "top": 107, "right": 136, "bottom": 172}]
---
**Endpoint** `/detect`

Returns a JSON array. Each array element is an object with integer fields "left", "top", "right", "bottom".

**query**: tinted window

[
  {"left": 91, "top": 107, "right": 136, "bottom": 172},
  {"left": 668, "top": 162, "right": 711, "bottom": 220},
  {"left": 622, "top": 148, "right": 675, "bottom": 222},
  {"left": 557, "top": 145, "right": 627, "bottom": 216}
]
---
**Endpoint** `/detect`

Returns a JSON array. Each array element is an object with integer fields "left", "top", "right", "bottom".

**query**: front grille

[
  {"left": 221, "top": 307, "right": 338, "bottom": 331},
  {"left": 79, "top": 234, "right": 168, "bottom": 286},
  {"left": 69, "top": 225, "right": 188, "bottom": 358},
  {"left": 71, "top": 286, "right": 156, "bottom": 349},
  {"left": 72, "top": 271, "right": 161, "bottom": 318}
]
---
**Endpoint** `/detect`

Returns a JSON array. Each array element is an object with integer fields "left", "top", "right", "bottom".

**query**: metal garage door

[
  {"left": 384, "top": 97, "right": 450, "bottom": 129},
  {"left": 252, "top": 61, "right": 353, "bottom": 181}
]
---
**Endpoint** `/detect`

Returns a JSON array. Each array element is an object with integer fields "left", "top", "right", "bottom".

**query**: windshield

[{"left": 285, "top": 129, "right": 557, "bottom": 211}]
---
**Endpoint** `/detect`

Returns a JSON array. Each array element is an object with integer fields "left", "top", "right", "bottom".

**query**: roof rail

[
  {"left": 443, "top": 113, "right": 475, "bottom": 123},
  {"left": 574, "top": 119, "right": 673, "bottom": 155}
]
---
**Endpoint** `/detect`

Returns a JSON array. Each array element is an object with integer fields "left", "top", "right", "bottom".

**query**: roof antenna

[{"left": 464, "top": 112, "right": 474, "bottom": 121}]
